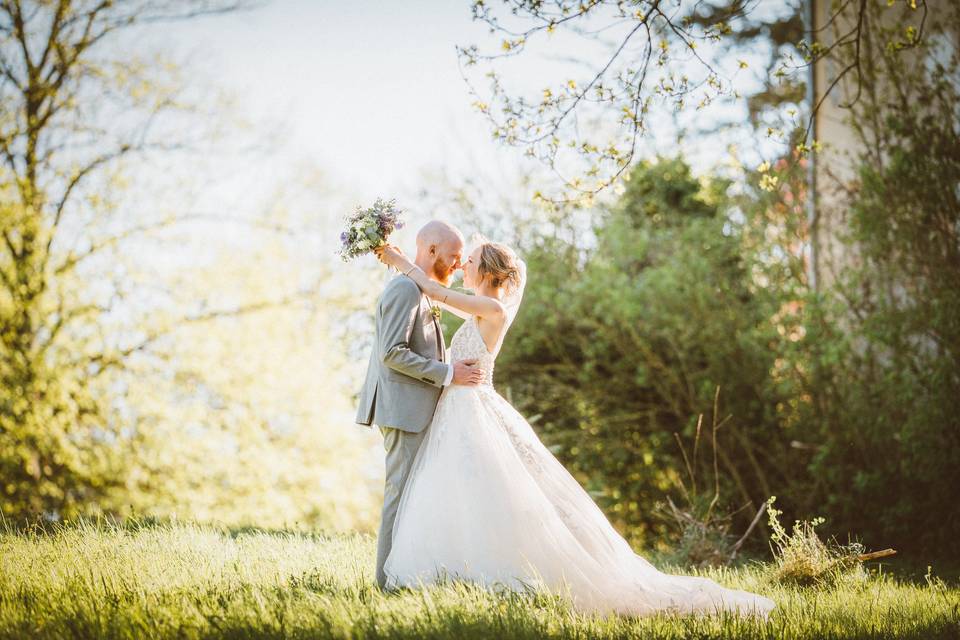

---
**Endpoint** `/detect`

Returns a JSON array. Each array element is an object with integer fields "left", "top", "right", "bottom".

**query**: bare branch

[
  {"left": 460, "top": 0, "right": 929, "bottom": 201},
  {"left": 48, "top": 144, "right": 132, "bottom": 238}
]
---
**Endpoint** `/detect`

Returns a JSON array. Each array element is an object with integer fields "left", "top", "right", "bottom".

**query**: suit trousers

[{"left": 375, "top": 424, "right": 427, "bottom": 588}]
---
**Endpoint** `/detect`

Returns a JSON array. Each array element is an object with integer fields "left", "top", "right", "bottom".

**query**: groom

[{"left": 356, "top": 220, "right": 484, "bottom": 589}]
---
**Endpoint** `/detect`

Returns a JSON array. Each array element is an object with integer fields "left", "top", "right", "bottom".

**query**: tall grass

[{"left": 0, "top": 519, "right": 957, "bottom": 639}]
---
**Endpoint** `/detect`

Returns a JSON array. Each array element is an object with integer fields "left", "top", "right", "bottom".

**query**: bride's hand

[{"left": 374, "top": 244, "right": 407, "bottom": 270}]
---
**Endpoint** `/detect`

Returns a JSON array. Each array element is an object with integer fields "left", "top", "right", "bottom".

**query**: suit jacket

[{"left": 355, "top": 274, "right": 449, "bottom": 433}]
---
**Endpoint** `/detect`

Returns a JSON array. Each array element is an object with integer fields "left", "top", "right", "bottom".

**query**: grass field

[{"left": 1, "top": 520, "right": 957, "bottom": 639}]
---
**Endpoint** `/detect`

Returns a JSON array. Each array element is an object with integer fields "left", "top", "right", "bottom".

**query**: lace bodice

[{"left": 449, "top": 316, "right": 498, "bottom": 386}]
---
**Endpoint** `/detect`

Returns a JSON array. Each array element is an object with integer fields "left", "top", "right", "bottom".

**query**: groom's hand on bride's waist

[{"left": 452, "top": 359, "right": 484, "bottom": 386}]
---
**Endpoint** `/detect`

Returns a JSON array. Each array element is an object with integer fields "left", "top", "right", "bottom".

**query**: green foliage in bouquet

[{"left": 338, "top": 198, "right": 405, "bottom": 261}]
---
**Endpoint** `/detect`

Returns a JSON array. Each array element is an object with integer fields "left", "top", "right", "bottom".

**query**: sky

[
  {"left": 142, "top": 0, "right": 787, "bottom": 226},
  {"left": 97, "top": 0, "right": 803, "bottom": 281},
  {"left": 159, "top": 0, "right": 516, "bottom": 204}
]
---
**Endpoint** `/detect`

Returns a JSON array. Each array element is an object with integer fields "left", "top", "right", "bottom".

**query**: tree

[
  {"left": 457, "top": 0, "right": 929, "bottom": 202},
  {"left": 0, "top": 0, "right": 258, "bottom": 519},
  {"left": 116, "top": 237, "right": 384, "bottom": 533}
]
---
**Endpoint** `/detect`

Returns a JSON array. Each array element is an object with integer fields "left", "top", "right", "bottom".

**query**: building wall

[{"left": 810, "top": 0, "right": 955, "bottom": 291}]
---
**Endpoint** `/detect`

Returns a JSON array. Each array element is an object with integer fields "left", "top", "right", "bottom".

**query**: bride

[{"left": 374, "top": 240, "right": 775, "bottom": 619}]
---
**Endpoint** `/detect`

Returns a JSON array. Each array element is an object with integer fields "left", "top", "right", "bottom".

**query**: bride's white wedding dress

[{"left": 383, "top": 269, "right": 775, "bottom": 618}]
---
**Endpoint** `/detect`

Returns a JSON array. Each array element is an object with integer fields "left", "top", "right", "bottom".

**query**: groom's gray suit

[{"left": 356, "top": 273, "right": 451, "bottom": 588}]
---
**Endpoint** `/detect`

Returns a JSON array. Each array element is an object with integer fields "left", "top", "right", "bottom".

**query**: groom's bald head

[
  {"left": 416, "top": 220, "right": 463, "bottom": 249},
  {"left": 415, "top": 220, "right": 464, "bottom": 286}
]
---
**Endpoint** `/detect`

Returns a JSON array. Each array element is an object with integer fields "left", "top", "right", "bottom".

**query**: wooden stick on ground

[{"left": 729, "top": 501, "right": 768, "bottom": 560}]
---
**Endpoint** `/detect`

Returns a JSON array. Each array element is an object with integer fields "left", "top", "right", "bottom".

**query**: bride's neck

[{"left": 477, "top": 282, "right": 502, "bottom": 300}]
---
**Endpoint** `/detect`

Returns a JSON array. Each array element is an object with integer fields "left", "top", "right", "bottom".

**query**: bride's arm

[
  {"left": 437, "top": 300, "right": 471, "bottom": 320},
  {"left": 377, "top": 245, "right": 505, "bottom": 320}
]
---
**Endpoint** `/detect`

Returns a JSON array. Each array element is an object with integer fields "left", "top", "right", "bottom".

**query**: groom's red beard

[{"left": 431, "top": 258, "right": 456, "bottom": 286}]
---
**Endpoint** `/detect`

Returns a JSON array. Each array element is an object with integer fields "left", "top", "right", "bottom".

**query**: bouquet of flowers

[{"left": 337, "top": 198, "right": 405, "bottom": 262}]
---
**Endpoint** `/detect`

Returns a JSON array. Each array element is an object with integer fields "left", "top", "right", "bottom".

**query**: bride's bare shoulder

[
  {"left": 480, "top": 296, "right": 507, "bottom": 318},
  {"left": 476, "top": 300, "right": 507, "bottom": 329}
]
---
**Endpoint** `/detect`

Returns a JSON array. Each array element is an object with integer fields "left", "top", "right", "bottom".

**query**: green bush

[
  {"left": 495, "top": 157, "right": 804, "bottom": 552},
  {"left": 785, "top": 3, "right": 960, "bottom": 557}
]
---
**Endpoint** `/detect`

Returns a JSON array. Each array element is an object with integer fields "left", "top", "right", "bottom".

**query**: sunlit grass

[{"left": 0, "top": 519, "right": 957, "bottom": 639}]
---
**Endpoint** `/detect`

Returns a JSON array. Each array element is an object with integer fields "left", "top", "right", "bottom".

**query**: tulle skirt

[{"left": 383, "top": 384, "right": 776, "bottom": 618}]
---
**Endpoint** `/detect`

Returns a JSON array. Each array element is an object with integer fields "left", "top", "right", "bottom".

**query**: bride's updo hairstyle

[{"left": 478, "top": 241, "right": 522, "bottom": 294}]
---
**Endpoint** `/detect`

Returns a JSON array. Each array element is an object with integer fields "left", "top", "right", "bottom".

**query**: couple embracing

[{"left": 355, "top": 220, "right": 775, "bottom": 618}]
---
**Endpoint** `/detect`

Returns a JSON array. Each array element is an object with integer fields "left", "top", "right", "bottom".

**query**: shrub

[{"left": 765, "top": 497, "right": 868, "bottom": 587}]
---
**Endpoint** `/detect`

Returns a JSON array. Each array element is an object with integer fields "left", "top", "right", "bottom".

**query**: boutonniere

[{"left": 430, "top": 305, "right": 442, "bottom": 320}]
